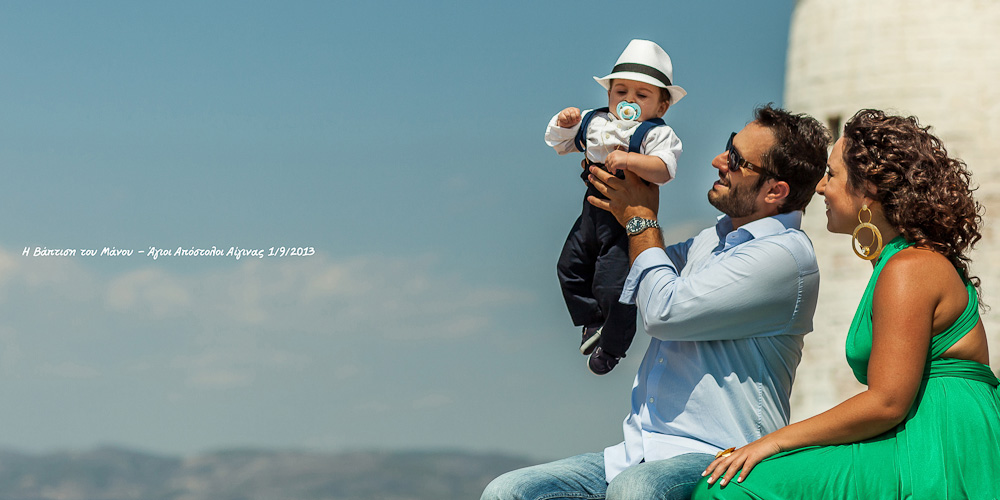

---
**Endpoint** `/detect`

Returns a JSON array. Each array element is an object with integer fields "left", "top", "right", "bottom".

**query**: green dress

[{"left": 693, "top": 236, "right": 1000, "bottom": 500}]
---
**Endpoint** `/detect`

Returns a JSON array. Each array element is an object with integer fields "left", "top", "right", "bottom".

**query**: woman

[{"left": 692, "top": 109, "right": 1000, "bottom": 499}]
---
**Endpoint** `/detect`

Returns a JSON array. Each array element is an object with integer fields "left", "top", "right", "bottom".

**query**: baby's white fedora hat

[{"left": 594, "top": 39, "right": 686, "bottom": 105}]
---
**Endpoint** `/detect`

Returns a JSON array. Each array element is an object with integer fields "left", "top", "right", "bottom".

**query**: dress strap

[
  {"left": 845, "top": 236, "right": 912, "bottom": 385},
  {"left": 850, "top": 236, "right": 912, "bottom": 329},
  {"left": 929, "top": 282, "right": 980, "bottom": 359},
  {"left": 870, "top": 235, "right": 912, "bottom": 275}
]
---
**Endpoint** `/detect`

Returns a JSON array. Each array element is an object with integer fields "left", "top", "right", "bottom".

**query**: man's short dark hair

[{"left": 754, "top": 104, "right": 831, "bottom": 213}]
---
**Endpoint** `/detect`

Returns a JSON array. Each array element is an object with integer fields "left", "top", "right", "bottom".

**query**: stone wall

[{"left": 785, "top": 0, "right": 1000, "bottom": 419}]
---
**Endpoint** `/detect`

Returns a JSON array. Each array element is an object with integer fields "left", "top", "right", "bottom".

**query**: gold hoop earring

[{"left": 852, "top": 204, "right": 883, "bottom": 260}]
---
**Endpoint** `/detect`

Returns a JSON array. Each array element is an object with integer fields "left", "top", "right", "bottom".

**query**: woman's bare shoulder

[
  {"left": 876, "top": 247, "right": 967, "bottom": 305},
  {"left": 881, "top": 246, "right": 957, "bottom": 280}
]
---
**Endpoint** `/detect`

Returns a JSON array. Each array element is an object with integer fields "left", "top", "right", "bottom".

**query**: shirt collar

[{"left": 714, "top": 211, "right": 804, "bottom": 251}]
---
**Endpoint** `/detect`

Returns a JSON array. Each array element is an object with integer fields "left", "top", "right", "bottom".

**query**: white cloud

[
  {"left": 105, "top": 268, "right": 193, "bottom": 317},
  {"left": 37, "top": 361, "right": 101, "bottom": 379},
  {"left": 0, "top": 325, "right": 24, "bottom": 377},
  {"left": 185, "top": 368, "right": 253, "bottom": 389},
  {"left": 353, "top": 400, "right": 392, "bottom": 413},
  {"left": 170, "top": 345, "right": 311, "bottom": 390},
  {"left": 89, "top": 253, "right": 527, "bottom": 341},
  {"left": 0, "top": 247, "right": 529, "bottom": 389},
  {"left": 333, "top": 364, "right": 361, "bottom": 381},
  {"left": 412, "top": 393, "right": 452, "bottom": 410}
]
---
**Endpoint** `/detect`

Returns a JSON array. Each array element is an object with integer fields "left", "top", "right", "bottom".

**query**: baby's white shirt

[{"left": 544, "top": 109, "right": 682, "bottom": 184}]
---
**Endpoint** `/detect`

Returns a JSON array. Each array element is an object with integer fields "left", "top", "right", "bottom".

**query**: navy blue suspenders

[{"left": 573, "top": 107, "right": 665, "bottom": 155}]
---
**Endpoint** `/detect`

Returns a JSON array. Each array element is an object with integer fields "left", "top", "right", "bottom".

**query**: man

[{"left": 482, "top": 105, "right": 830, "bottom": 500}]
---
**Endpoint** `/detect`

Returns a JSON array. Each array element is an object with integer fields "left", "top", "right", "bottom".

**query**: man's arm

[
  {"left": 630, "top": 239, "right": 812, "bottom": 341},
  {"left": 586, "top": 165, "right": 815, "bottom": 341},
  {"left": 584, "top": 165, "right": 662, "bottom": 265},
  {"left": 625, "top": 218, "right": 664, "bottom": 265}
]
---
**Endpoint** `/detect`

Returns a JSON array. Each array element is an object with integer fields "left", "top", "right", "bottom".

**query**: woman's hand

[{"left": 702, "top": 437, "right": 782, "bottom": 487}]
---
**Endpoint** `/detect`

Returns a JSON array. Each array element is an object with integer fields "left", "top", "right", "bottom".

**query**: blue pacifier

[{"left": 616, "top": 101, "right": 641, "bottom": 121}]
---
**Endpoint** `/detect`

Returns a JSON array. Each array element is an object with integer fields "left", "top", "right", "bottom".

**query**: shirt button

[
  {"left": 649, "top": 397, "right": 655, "bottom": 403},
  {"left": 658, "top": 358, "right": 664, "bottom": 363}
]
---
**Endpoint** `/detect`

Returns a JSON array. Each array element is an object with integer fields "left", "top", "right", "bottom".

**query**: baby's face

[{"left": 608, "top": 79, "right": 668, "bottom": 121}]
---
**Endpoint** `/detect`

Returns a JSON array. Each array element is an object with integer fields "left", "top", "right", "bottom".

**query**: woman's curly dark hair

[{"left": 842, "top": 109, "right": 983, "bottom": 291}]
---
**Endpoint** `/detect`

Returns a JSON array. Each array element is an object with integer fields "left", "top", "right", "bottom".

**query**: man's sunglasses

[{"left": 726, "top": 132, "right": 776, "bottom": 178}]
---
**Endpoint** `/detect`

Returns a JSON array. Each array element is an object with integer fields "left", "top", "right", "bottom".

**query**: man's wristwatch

[{"left": 625, "top": 216, "right": 660, "bottom": 236}]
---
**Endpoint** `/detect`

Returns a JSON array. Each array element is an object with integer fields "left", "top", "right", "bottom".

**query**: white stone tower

[{"left": 785, "top": 0, "right": 1000, "bottom": 419}]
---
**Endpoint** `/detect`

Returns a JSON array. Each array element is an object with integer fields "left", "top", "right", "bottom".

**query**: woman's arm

[{"left": 703, "top": 248, "right": 952, "bottom": 486}]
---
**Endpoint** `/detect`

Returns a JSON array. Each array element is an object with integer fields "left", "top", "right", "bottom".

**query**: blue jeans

[{"left": 481, "top": 452, "right": 715, "bottom": 500}]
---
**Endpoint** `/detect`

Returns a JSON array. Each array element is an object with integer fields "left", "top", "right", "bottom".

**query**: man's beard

[{"left": 707, "top": 178, "right": 762, "bottom": 218}]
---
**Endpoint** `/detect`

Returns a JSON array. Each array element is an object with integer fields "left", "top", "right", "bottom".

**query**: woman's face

[{"left": 816, "top": 137, "right": 867, "bottom": 234}]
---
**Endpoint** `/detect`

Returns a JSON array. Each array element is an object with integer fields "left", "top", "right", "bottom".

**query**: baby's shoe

[
  {"left": 580, "top": 326, "right": 602, "bottom": 355},
  {"left": 588, "top": 347, "right": 621, "bottom": 375}
]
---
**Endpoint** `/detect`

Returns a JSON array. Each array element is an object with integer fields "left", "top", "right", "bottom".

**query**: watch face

[
  {"left": 627, "top": 218, "right": 644, "bottom": 234},
  {"left": 627, "top": 217, "right": 656, "bottom": 235}
]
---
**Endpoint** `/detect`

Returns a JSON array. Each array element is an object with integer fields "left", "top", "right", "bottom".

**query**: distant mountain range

[{"left": 0, "top": 446, "right": 539, "bottom": 500}]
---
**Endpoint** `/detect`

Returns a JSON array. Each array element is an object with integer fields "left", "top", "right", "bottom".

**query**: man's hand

[
  {"left": 585, "top": 165, "right": 659, "bottom": 227},
  {"left": 588, "top": 166, "right": 663, "bottom": 265},
  {"left": 556, "top": 107, "right": 582, "bottom": 128}
]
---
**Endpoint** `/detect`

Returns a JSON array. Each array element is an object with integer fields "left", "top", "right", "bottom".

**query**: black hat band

[{"left": 610, "top": 63, "right": 672, "bottom": 87}]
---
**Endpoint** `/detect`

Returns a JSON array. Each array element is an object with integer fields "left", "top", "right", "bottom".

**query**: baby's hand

[
  {"left": 605, "top": 149, "right": 629, "bottom": 174},
  {"left": 556, "top": 107, "right": 582, "bottom": 128}
]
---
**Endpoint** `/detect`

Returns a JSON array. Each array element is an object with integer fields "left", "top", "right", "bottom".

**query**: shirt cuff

[
  {"left": 544, "top": 114, "right": 582, "bottom": 147},
  {"left": 619, "top": 247, "right": 675, "bottom": 304}
]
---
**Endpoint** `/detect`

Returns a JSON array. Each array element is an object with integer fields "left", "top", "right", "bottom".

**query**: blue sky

[{"left": 0, "top": 1, "right": 793, "bottom": 460}]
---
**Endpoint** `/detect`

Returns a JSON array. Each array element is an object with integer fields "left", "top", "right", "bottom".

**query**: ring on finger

[{"left": 715, "top": 447, "right": 735, "bottom": 459}]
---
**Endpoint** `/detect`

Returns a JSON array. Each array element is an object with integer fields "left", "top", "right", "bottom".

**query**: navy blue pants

[{"left": 557, "top": 178, "right": 637, "bottom": 359}]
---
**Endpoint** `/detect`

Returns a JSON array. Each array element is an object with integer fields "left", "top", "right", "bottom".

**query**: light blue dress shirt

[{"left": 604, "top": 211, "right": 819, "bottom": 482}]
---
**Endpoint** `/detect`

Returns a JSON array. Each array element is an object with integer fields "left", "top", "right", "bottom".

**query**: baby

[{"left": 544, "top": 39, "right": 685, "bottom": 375}]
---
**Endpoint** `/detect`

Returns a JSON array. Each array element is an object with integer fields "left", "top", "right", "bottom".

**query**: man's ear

[{"left": 764, "top": 179, "right": 791, "bottom": 207}]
